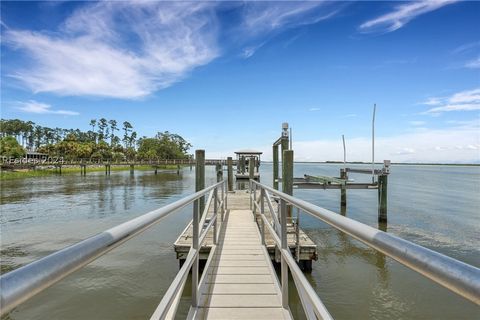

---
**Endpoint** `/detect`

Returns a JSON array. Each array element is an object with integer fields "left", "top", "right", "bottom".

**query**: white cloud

[
  {"left": 4, "top": 1, "right": 344, "bottom": 98},
  {"left": 395, "top": 147, "right": 416, "bottom": 155},
  {"left": 359, "top": 0, "right": 458, "bottom": 33},
  {"left": 235, "top": 1, "right": 341, "bottom": 58},
  {"left": 4, "top": 1, "right": 219, "bottom": 99},
  {"left": 15, "top": 100, "right": 79, "bottom": 115},
  {"left": 241, "top": 43, "right": 265, "bottom": 59},
  {"left": 465, "top": 57, "right": 480, "bottom": 69},
  {"left": 422, "top": 88, "right": 480, "bottom": 114},
  {"left": 421, "top": 97, "right": 442, "bottom": 106},
  {"left": 409, "top": 121, "right": 426, "bottom": 126},
  {"left": 278, "top": 126, "right": 479, "bottom": 163},
  {"left": 241, "top": 1, "right": 339, "bottom": 34},
  {"left": 309, "top": 107, "right": 321, "bottom": 112}
]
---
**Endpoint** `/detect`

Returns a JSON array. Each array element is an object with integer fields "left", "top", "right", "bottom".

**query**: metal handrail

[
  {"left": 250, "top": 182, "right": 333, "bottom": 319},
  {"left": 251, "top": 180, "right": 480, "bottom": 306},
  {"left": 150, "top": 184, "right": 227, "bottom": 319},
  {"left": 0, "top": 180, "right": 226, "bottom": 316}
]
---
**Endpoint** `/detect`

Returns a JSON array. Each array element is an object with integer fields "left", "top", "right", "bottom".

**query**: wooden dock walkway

[
  {"left": 174, "top": 190, "right": 317, "bottom": 270},
  {"left": 188, "top": 207, "right": 292, "bottom": 319}
]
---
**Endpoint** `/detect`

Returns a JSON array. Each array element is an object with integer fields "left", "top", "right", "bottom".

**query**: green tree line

[{"left": 0, "top": 119, "right": 192, "bottom": 161}]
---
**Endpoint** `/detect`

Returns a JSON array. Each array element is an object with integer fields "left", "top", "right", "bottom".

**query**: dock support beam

[
  {"left": 273, "top": 145, "right": 279, "bottom": 190},
  {"left": 378, "top": 174, "right": 388, "bottom": 222},
  {"left": 282, "top": 150, "right": 293, "bottom": 218},
  {"left": 196, "top": 150, "right": 205, "bottom": 214},
  {"left": 340, "top": 168, "right": 347, "bottom": 213},
  {"left": 227, "top": 157, "right": 233, "bottom": 192}
]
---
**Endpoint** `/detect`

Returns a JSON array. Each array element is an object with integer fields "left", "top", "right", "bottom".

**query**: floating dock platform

[{"left": 173, "top": 189, "right": 317, "bottom": 271}]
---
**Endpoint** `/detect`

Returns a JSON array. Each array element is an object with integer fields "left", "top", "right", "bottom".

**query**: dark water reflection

[{"left": 1, "top": 164, "right": 479, "bottom": 319}]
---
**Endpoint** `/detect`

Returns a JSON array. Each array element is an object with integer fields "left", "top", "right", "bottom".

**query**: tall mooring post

[
  {"left": 340, "top": 168, "right": 347, "bottom": 213},
  {"left": 378, "top": 174, "right": 388, "bottom": 222},
  {"left": 216, "top": 163, "right": 223, "bottom": 182},
  {"left": 249, "top": 157, "right": 255, "bottom": 180},
  {"left": 196, "top": 150, "right": 205, "bottom": 214},
  {"left": 130, "top": 164, "right": 134, "bottom": 175},
  {"left": 227, "top": 157, "right": 233, "bottom": 192},
  {"left": 273, "top": 145, "right": 279, "bottom": 190},
  {"left": 282, "top": 150, "right": 293, "bottom": 218}
]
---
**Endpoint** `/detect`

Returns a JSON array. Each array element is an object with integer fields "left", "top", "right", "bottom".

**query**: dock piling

[
  {"left": 273, "top": 145, "right": 279, "bottom": 190},
  {"left": 227, "top": 157, "right": 233, "bottom": 192},
  {"left": 378, "top": 174, "right": 388, "bottom": 222},
  {"left": 340, "top": 168, "right": 347, "bottom": 213},
  {"left": 282, "top": 150, "right": 294, "bottom": 217},
  {"left": 249, "top": 156, "right": 255, "bottom": 181},
  {"left": 216, "top": 163, "right": 222, "bottom": 182},
  {"left": 195, "top": 150, "right": 205, "bottom": 214}
]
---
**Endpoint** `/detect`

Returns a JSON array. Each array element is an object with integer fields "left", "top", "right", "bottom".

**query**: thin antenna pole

[
  {"left": 342, "top": 134, "right": 346, "bottom": 168},
  {"left": 372, "top": 104, "right": 376, "bottom": 183},
  {"left": 289, "top": 127, "right": 292, "bottom": 149}
]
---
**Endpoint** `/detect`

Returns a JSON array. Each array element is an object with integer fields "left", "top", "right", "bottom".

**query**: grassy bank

[{"left": 0, "top": 164, "right": 182, "bottom": 180}]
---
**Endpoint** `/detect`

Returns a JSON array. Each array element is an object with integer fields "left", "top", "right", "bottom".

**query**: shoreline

[{"left": 0, "top": 164, "right": 182, "bottom": 180}]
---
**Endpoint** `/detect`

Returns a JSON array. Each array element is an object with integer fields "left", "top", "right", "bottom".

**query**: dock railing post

[
  {"left": 196, "top": 150, "right": 205, "bottom": 214},
  {"left": 260, "top": 188, "right": 265, "bottom": 245},
  {"left": 192, "top": 198, "right": 199, "bottom": 308},
  {"left": 273, "top": 145, "right": 279, "bottom": 190},
  {"left": 378, "top": 174, "right": 388, "bottom": 222},
  {"left": 280, "top": 198, "right": 289, "bottom": 308},
  {"left": 227, "top": 157, "right": 233, "bottom": 192},
  {"left": 213, "top": 187, "right": 218, "bottom": 245},
  {"left": 253, "top": 179, "right": 257, "bottom": 215},
  {"left": 249, "top": 180, "right": 253, "bottom": 210},
  {"left": 221, "top": 181, "right": 225, "bottom": 221}
]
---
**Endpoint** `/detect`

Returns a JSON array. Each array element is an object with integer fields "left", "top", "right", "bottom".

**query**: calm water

[{"left": 0, "top": 164, "right": 479, "bottom": 319}]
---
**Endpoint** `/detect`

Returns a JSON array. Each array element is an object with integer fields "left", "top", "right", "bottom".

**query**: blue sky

[{"left": 1, "top": 1, "right": 479, "bottom": 163}]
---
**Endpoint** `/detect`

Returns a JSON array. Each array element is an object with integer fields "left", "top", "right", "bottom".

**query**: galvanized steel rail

[
  {"left": 251, "top": 179, "right": 480, "bottom": 306},
  {"left": 0, "top": 180, "right": 227, "bottom": 316},
  {"left": 251, "top": 182, "right": 333, "bottom": 320}
]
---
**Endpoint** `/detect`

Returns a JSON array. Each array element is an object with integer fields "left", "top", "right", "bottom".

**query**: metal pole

[
  {"left": 342, "top": 134, "right": 346, "bottom": 168},
  {"left": 192, "top": 200, "right": 199, "bottom": 307},
  {"left": 261, "top": 189, "right": 265, "bottom": 245},
  {"left": 290, "top": 127, "right": 292, "bottom": 150},
  {"left": 221, "top": 181, "right": 225, "bottom": 221},
  {"left": 372, "top": 104, "right": 376, "bottom": 183},
  {"left": 213, "top": 188, "right": 218, "bottom": 245},
  {"left": 253, "top": 178, "right": 257, "bottom": 215},
  {"left": 280, "top": 198, "right": 289, "bottom": 308},
  {"left": 251, "top": 180, "right": 480, "bottom": 305}
]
